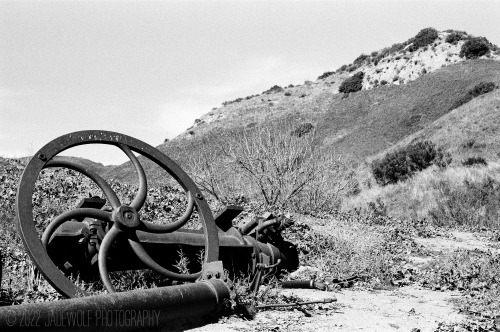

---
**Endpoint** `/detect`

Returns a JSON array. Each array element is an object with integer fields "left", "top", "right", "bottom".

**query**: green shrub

[
  {"left": 373, "top": 56, "right": 382, "bottom": 66},
  {"left": 445, "top": 32, "right": 464, "bottom": 45},
  {"left": 389, "top": 43, "right": 405, "bottom": 54},
  {"left": 450, "top": 81, "right": 497, "bottom": 109},
  {"left": 460, "top": 37, "right": 491, "bottom": 59},
  {"left": 284, "top": 91, "right": 292, "bottom": 96},
  {"left": 409, "top": 28, "right": 439, "bottom": 52},
  {"left": 451, "top": 94, "right": 474, "bottom": 110},
  {"left": 371, "top": 141, "right": 450, "bottom": 186},
  {"left": 318, "top": 71, "right": 334, "bottom": 80},
  {"left": 339, "top": 71, "right": 364, "bottom": 94},
  {"left": 469, "top": 81, "right": 497, "bottom": 97},
  {"left": 337, "top": 64, "right": 348, "bottom": 72},
  {"left": 373, "top": 48, "right": 391, "bottom": 65},
  {"left": 462, "top": 156, "right": 487, "bottom": 167},
  {"left": 354, "top": 54, "right": 369, "bottom": 65},
  {"left": 245, "top": 94, "right": 258, "bottom": 100},
  {"left": 222, "top": 98, "right": 242, "bottom": 106},
  {"left": 262, "top": 85, "right": 284, "bottom": 94},
  {"left": 290, "top": 123, "right": 314, "bottom": 137},
  {"left": 380, "top": 80, "right": 388, "bottom": 86}
]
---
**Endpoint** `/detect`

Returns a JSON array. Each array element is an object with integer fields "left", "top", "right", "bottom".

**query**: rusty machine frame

[{"left": 0, "top": 130, "right": 299, "bottom": 330}]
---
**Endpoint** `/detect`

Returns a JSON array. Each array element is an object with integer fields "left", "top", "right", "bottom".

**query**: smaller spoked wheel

[{"left": 16, "top": 131, "right": 219, "bottom": 298}]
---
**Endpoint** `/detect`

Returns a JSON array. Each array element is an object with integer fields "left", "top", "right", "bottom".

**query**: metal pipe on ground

[
  {"left": 280, "top": 280, "right": 328, "bottom": 290},
  {"left": 0, "top": 279, "right": 230, "bottom": 331}
]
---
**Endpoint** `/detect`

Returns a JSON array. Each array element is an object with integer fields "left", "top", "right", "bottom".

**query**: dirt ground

[{"left": 189, "top": 231, "right": 500, "bottom": 332}]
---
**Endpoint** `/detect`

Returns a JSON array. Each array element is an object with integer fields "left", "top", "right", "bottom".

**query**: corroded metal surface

[
  {"left": 16, "top": 131, "right": 219, "bottom": 298},
  {"left": 8, "top": 130, "right": 304, "bottom": 331},
  {"left": 0, "top": 279, "right": 230, "bottom": 331},
  {"left": 16, "top": 130, "right": 299, "bottom": 303}
]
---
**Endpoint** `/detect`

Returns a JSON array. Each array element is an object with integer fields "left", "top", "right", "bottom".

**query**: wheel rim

[{"left": 16, "top": 130, "right": 219, "bottom": 298}]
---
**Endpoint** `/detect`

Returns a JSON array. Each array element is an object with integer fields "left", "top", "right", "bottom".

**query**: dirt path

[
  {"left": 189, "top": 231, "right": 500, "bottom": 332},
  {"left": 414, "top": 231, "right": 500, "bottom": 254},
  {"left": 192, "top": 286, "right": 462, "bottom": 332}
]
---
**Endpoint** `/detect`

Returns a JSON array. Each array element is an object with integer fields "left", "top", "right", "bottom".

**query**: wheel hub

[
  {"left": 16, "top": 130, "right": 219, "bottom": 298},
  {"left": 112, "top": 205, "right": 140, "bottom": 229}
]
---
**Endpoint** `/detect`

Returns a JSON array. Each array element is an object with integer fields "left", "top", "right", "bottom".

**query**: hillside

[
  {"left": 316, "top": 60, "right": 500, "bottom": 159},
  {"left": 173, "top": 29, "right": 499, "bottom": 141},
  {"left": 371, "top": 87, "right": 500, "bottom": 164},
  {"left": 107, "top": 28, "right": 500, "bottom": 184},
  {"left": 166, "top": 29, "right": 500, "bottom": 161}
]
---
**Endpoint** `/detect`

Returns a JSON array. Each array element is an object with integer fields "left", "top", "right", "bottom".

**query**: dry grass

[
  {"left": 344, "top": 162, "right": 500, "bottom": 228},
  {"left": 318, "top": 60, "right": 500, "bottom": 159},
  {"left": 342, "top": 86, "right": 500, "bottom": 228},
  {"left": 374, "top": 88, "right": 500, "bottom": 165},
  {"left": 289, "top": 218, "right": 392, "bottom": 283}
]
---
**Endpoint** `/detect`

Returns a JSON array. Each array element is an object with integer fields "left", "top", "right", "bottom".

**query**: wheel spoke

[
  {"left": 17, "top": 130, "right": 219, "bottom": 297},
  {"left": 118, "top": 144, "right": 147, "bottom": 210},
  {"left": 141, "top": 191, "right": 194, "bottom": 233},
  {"left": 127, "top": 234, "right": 200, "bottom": 281},
  {"left": 41, "top": 208, "right": 112, "bottom": 249},
  {"left": 46, "top": 157, "right": 121, "bottom": 209},
  {"left": 98, "top": 225, "right": 121, "bottom": 293}
]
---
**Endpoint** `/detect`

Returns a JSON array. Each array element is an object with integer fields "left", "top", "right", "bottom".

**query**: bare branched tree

[{"left": 184, "top": 122, "right": 358, "bottom": 213}]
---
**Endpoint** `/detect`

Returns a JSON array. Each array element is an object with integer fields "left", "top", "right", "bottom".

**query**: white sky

[{"left": 1, "top": 0, "right": 499, "bottom": 165}]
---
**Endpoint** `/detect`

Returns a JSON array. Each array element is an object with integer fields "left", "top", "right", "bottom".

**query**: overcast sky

[{"left": 1, "top": 1, "right": 499, "bottom": 165}]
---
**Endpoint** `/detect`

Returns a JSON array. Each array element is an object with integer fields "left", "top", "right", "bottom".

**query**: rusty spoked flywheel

[{"left": 16, "top": 130, "right": 219, "bottom": 298}]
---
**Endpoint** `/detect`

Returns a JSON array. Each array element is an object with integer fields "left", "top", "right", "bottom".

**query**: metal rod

[
  {"left": 280, "top": 280, "right": 328, "bottom": 291},
  {"left": 98, "top": 225, "right": 121, "bottom": 293},
  {"left": 0, "top": 279, "right": 230, "bottom": 331},
  {"left": 255, "top": 297, "right": 337, "bottom": 309},
  {"left": 46, "top": 157, "right": 121, "bottom": 209},
  {"left": 118, "top": 144, "right": 148, "bottom": 211}
]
